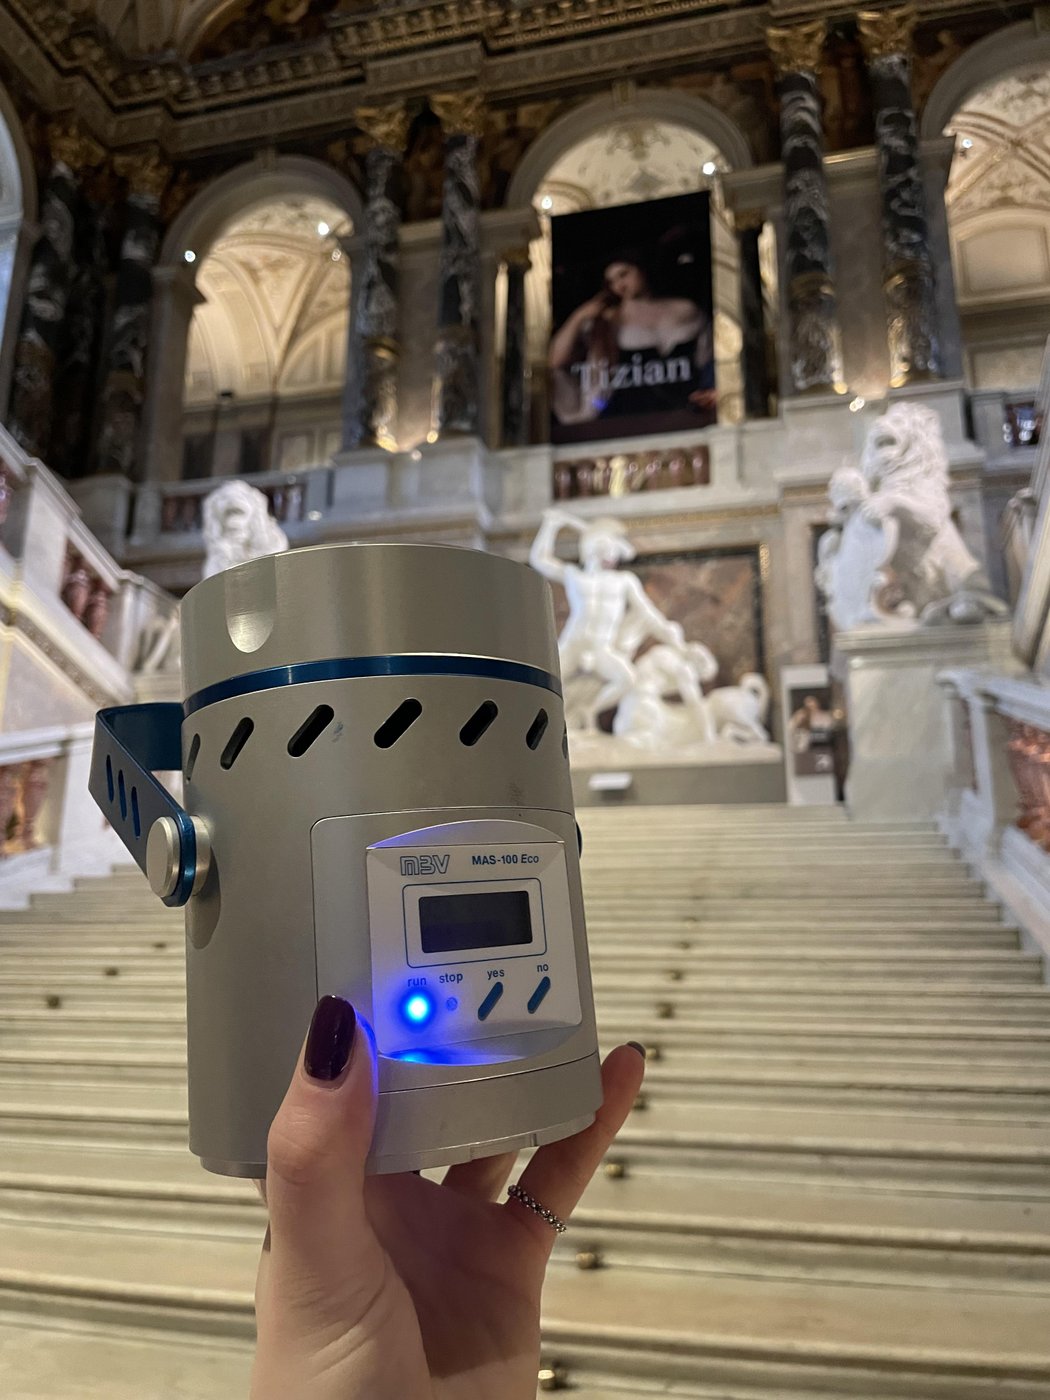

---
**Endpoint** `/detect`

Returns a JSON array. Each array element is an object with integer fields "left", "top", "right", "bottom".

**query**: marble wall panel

[
  {"left": 0, "top": 638, "right": 96, "bottom": 731},
  {"left": 397, "top": 240, "right": 441, "bottom": 449}
]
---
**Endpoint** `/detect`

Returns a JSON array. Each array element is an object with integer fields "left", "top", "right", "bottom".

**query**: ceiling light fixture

[
  {"left": 183, "top": 249, "right": 196, "bottom": 264},
  {"left": 317, "top": 220, "right": 330, "bottom": 236},
  {"left": 540, "top": 195, "right": 553, "bottom": 211},
  {"left": 960, "top": 137, "right": 974, "bottom": 150},
  {"left": 702, "top": 161, "right": 717, "bottom": 176}
]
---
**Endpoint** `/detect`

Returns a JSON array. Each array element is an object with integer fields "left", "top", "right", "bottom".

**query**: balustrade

[
  {"left": 553, "top": 445, "right": 711, "bottom": 501},
  {"left": 0, "top": 757, "right": 52, "bottom": 854},
  {"left": 158, "top": 472, "right": 312, "bottom": 535}
]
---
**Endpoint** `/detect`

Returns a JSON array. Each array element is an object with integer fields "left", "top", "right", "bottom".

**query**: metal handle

[{"left": 90, "top": 704, "right": 210, "bottom": 908}]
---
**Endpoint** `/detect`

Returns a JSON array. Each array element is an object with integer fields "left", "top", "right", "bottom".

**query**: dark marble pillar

[
  {"left": 93, "top": 146, "right": 171, "bottom": 478},
  {"left": 430, "top": 92, "right": 484, "bottom": 439},
  {"left": 7, "top": 121, "right": 104, "bottom": 458},
  {"left": 52, "top": 193, "right": 110, "bottom": 478},
  {"left": 501, "top": 246, "right": 530, "bottom": 447},
  {"left": 736, "top": 212, "right": 773, "bottom": 418},
  {"left": 768, "top": 21, "right": 844, "bottom": 395},
  {"left": 859, "top": 6, "right": 941, "bottom": 386},
  {"left": 343, "top": 104, "right": 407, "bottom": 452}
]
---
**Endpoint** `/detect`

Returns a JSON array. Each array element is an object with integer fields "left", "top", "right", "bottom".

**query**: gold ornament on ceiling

[
  {"left": 857, "top": 6, "right": 917, "bottom": 62},
  {"left": 113, "top": 144, "right": 173, "bottom": 201},
  {"left": 355, "top": 102, "right": 410, "bottom": 154},
  {"left": 431, "top": 91, "right": 487, "bottom": 139},
  {"left": 47, "top": 117, "right": 105, "bottom": 173},
  {"left": 767, "top": 20, "right": 827, "bottom": 78}
]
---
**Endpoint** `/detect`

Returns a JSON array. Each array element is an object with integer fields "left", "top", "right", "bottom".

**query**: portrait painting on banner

[{"left": 548, "top": 192, "right": 717, "bottom": 444}]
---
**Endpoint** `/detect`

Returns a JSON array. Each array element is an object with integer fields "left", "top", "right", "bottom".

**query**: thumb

[{"left": 263, "top": 996, "right": 384, "bottom": 1321}]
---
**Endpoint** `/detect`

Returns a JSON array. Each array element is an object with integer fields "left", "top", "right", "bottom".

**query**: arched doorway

[
  {"left": 506, "top": 92, "right": 757, "bottom": 435},
  {"left": 143, "top": 155, "right": 361, "bottom": 483},
  {"left": 923, "top": 24, "right": 1050, "bottom": 399}
]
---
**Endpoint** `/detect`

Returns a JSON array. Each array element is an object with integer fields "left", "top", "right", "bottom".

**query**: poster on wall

[
  {"left": 548, "top": 192, "right": 716, "bottom": 445},
  {"left": 786, "top": 683, "right": 836, "bottom": 778}
]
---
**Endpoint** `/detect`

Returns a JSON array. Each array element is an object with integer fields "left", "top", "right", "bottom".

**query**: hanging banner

[{"left": 548, "top": 191, "right": 716, "bottom": 445}]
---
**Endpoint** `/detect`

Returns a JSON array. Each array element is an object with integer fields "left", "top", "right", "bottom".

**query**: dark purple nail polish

[
  {"left": 626, "top": 1041, "right": 647, "bottom": 1060},
  {"left": 304, "top": 996, "right": 357, "bottom": 1081}
]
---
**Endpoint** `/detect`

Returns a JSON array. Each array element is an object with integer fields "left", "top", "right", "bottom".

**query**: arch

[
  {"left": 921, "top": 20, "right": 1050, "bottom": 137},
  {"left": 506, "top": 89, "right": 753, "bottom": 209},
  {"left": 159, "top": 153, "right": 363, "bottom": 268},
  {"left": 0, "top": 82, "right": 36, "bottom": 414}
]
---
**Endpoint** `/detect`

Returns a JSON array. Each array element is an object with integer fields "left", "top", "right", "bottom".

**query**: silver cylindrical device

[{"left": 173, "top": 542, "right": 600, "bottom": 1176}]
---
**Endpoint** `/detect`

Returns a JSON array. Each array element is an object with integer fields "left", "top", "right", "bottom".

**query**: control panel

[{"left": 364, "top": 822, "right": 582, "bottom": 1058}]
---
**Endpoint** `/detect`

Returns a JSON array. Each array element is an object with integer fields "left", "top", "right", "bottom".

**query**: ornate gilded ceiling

[{"left": 946, "top": 67, "right": 1050, "bottom": 219}]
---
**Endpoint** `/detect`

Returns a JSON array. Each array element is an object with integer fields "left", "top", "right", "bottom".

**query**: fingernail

[
  {"left": 626, "top": 1041, "right": 647, "bottom": 1060},
  {"left": 304, "top": 995, "right": 357, "bottom": 1082}
]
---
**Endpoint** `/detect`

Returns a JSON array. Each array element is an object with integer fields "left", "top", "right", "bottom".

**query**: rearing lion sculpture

[{"left": 816, "top": 402, "right": 1007, "bottom": 630}]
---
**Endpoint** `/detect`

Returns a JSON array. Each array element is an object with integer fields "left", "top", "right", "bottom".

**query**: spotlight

[
  {"left": 183, "top": 249, "right": 196, "bottom": 264},
  {"left": 317, "top": 220, "right": 330, "bottom": 236},
  {"left": 702, "top": 161, "right": 717, "bottom": 176},
  {"left": 961, "top": 137, "right": 974, "bottom": 151},
  {"left": 849, "top": 396, "right": 866, "bottom": 413},
  {"left": 540, "top": 195, "right": 553, "bottom": 211}
]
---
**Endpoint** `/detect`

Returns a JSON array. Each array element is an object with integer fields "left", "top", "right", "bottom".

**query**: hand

[
  {"left": 251, "top": 997, "right": 645, "bottom": 1400},
  {"left": 577, "top": 292, "right": 612, "bottom": 322}
]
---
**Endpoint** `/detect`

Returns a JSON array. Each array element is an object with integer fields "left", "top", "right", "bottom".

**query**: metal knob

[{"left": 146, "top": 815, "right": 212, "bottom": 900}]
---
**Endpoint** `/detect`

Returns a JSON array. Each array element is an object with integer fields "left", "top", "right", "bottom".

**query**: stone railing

[
  {"left": 130, "top": 465, "right": 332, "bottom": 546},
  {"left": 938, "top": 668, "right": 1050, "bottom": 968},
  {"left": 552, "top": 444, "right": 712, "bottom": 501},
  {"left": 0, "top": 424, "right": 178, "bottom": 718},
  {"left": 0, "top": 721, "right": 126, "bottom": 905}
]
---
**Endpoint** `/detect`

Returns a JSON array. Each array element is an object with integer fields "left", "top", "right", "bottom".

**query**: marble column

[
  {"left": 138, "top": 264, "right": 205, "bottom": 484},
  {"left": 430, "top": 92, "right": 484, "bottom": 439},
  {"left": 343, "top": 104, "right": 408, "bottom": 453},
  {"left": 768, "top": 21, "right": 844, "bottom": 395},
  {"left": 859, "top": 6, "right": 941, "bottom": 386},
  {"left": 52, "top": 192, "right": 110, "bottom": 478},
  {"left": 501, "top": 246, "right": 531, "bottom": 447},
  {"left": 93, "top": 146, "right": 171, "bottom": 478},
  {"left": 736, "top": 212, "right": 773, "bottom": 418},
  {"left": 7, "top": 120, "right": 104, "bottom": 458}
]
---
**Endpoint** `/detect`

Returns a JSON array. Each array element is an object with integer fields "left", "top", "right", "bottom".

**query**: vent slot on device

[
  {"left": 131, "top": 787, "right": 141, "bottom": 840},
  {"left": 220, "top": 718, "right": 255, "bottom": 770},
  {"left": 288, "top": 705, "right": 335, "bottom": 757},
  {"left": 374, "top": 699, "right": 423, "bottom": 749},
  {"left": 526, "top": 709, "right": 549, "bottom": 750},
  {"left": 185, "top": 733, "right": 201, "bottom": 781},
  {"left": 460, "top": 701, "right": 498, "bottom": 747}
]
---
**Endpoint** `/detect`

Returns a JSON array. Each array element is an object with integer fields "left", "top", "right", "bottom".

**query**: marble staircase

[{"left": 1, "top": 806, "right": 1049, "bottom": 1397}]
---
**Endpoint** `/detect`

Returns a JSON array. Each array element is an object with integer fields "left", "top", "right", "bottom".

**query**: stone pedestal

[
  {"left": 837, "top": 620, "right": 1014, "bottom": 821},
  {"left": 66, "top": 474, "right": 135, "bottom": 556}
]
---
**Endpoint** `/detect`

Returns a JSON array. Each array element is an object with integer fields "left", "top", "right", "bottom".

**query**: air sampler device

[{"left": 89, "top": 543, "right": 601, "bottom": 1177}]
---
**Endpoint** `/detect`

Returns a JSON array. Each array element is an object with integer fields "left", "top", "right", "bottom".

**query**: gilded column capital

[
  {"left": 767, "top": 20, "right": 827, "bottom": 78},
  {"left": 858, "top": 6, "right": 917, "bottom": 61},
  {"left": 47, "top": 118, "right": 105, "bottom": 174},
  {"left": 355, "top": 102, "right": 410, "bottom": 154},
  {"left": 114, "top": 144, "right": 173, "bottom": 202},
  {"left": 431, "top": 91, "right": 486, "bottom": 139}
]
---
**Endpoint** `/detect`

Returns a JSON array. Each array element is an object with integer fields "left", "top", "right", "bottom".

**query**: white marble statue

[
  {"left": 201, "top": 480, "right": 289, "bottom": 581},
  {"left": 529, "top": 508, "right": 683, "bottom": 733},
  {"left": 816, "top": 402, "right": 1008, "bottom": 631},
  {"left": 612, "top": 625, "right": 719, "bottom": 747}
]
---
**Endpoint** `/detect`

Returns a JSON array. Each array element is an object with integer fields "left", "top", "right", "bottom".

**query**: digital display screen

[{"left": 419, "top": 889, "right": 533, "bottom": 954}]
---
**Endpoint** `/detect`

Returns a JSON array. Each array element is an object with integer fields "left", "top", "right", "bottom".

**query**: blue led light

[{"left": 401, "top": 991, "right": 435, "bottom": 1027}]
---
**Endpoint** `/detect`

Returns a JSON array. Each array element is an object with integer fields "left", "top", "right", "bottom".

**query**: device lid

[{"left": 179, "top": 542, "right": 561, "bottom": 703}]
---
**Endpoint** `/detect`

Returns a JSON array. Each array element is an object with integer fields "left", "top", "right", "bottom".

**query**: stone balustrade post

[
  {"left": 94, "top": 145, "right": 172, "bottom": 478},
  {"left": 767, "top": 21, "right": 844, "bottom": 395},
  {"left": 501, "top": 246, "right": 531, "bottom": 447},
  {"left": 858, "top": 6, "right": 941, "bottom": 386},
  {"left": 7, "top": 119, "right": 104, "bottom": 458},
  {"left": 430, "top": 92, "right": 485, "bottom": 439},
  {"left": 343, "top": 103, "right": 408, "bottom": 453}
]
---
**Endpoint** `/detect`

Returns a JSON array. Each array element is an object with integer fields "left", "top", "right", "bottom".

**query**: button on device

[
  {"left": 527, "top": 976, "right": 551, "bottom": 1014},
  {"left": 477, "top": 982, "right": 504, "bottom": 1021}
]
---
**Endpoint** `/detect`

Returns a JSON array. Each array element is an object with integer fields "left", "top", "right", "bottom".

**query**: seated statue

[
  {"left": 202, "top": 480, "right": 289, "bottom": 581},
  {"left": 705, "top": 673, "right": 771, "bottom": 744},
  {"left": 612, "top": 625, "right": 719, "bottom": 747},
  {"left": 816, "top": 402, "right": 1008, "bottom": 631}
]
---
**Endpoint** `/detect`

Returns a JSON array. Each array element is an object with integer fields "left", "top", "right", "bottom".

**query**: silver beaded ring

[{"left": 507, "top": 1182, "right": 568, "bottom": 1234}]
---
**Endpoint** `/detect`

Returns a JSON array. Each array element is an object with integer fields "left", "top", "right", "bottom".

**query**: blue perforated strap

[{"left": 90, "top": 704, "right": 198, "bottom": 908}]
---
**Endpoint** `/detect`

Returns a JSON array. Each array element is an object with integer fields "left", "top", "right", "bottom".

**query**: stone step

[{"left": 1, "top": 1218, "right": 1048, "bottom": 1400}]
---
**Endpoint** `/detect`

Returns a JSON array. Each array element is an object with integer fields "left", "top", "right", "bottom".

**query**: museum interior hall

[{"left": 2, "top": 2, "right": 1050, "bottom": 1398}]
